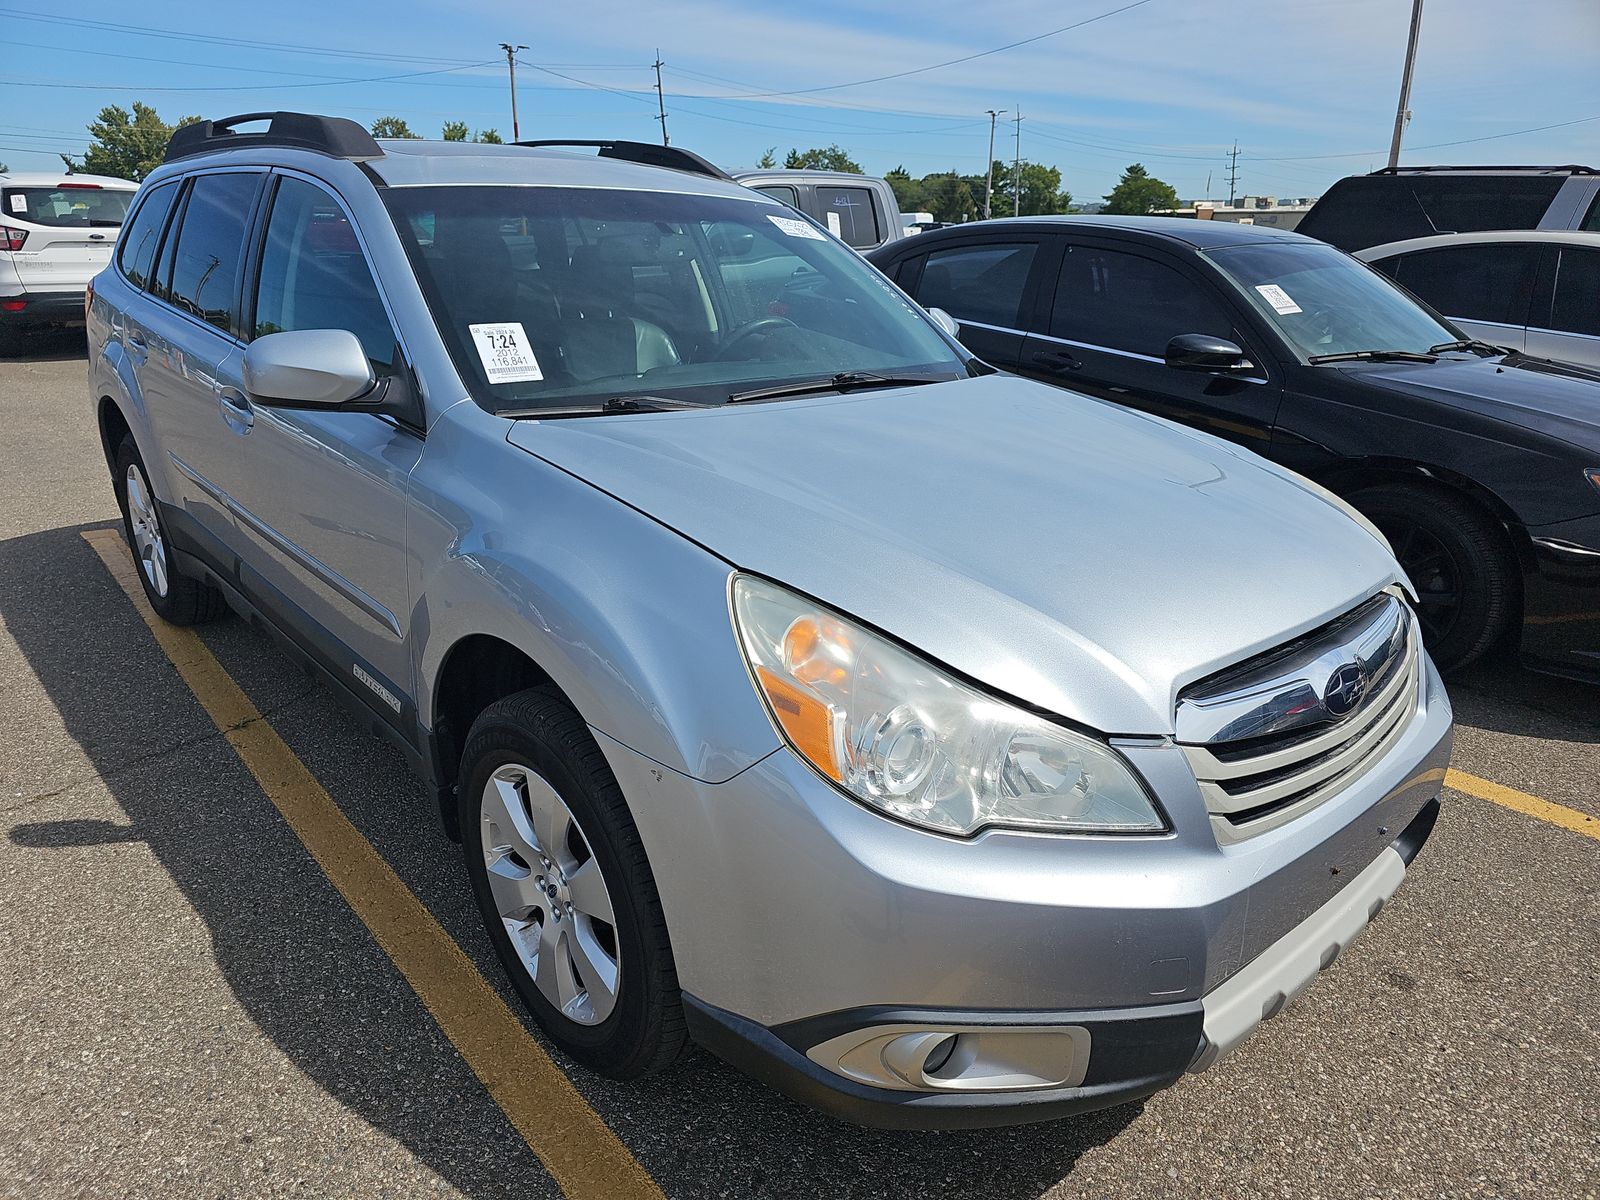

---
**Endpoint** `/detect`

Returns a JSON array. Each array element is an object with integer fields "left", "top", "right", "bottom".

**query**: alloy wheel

[
  {"left": 480, "top": 762, "right": 621, "bottom": 1026},
  {"left": 1388, "top": 519, "right": 1461, "bottom": 643},
  {"left": 124, "top": 463, "right": 169, "bottom": 598}
]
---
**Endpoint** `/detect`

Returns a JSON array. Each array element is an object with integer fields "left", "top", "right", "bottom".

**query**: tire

[
  {"left": 459, "top": 686, "right": 686, "bottom": 1078},
  {"left": 113, "top": 436, "right": 228, "bottom": 626},
  {"left": 1351, "top": 481, "right": 1517, "bottom": 672}
]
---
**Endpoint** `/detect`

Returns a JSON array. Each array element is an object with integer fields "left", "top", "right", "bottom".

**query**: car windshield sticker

[
  {"left": 468, "top": 322, "right": 544, "bottom": 384},
  {"left": 8, "top": 194, "right": 25, "bottom": 214},
  {"left": 1255, "top": 283, "right": 1302, "bottom": 315},
  {"left": 825, "top": 211, "right": 843, "bottom": 237},
  {"left": 767, "top": 213, "right": 825, "bottom": 240}
]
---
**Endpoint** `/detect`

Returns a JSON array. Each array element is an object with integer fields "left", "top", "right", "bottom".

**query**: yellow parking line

[
  {"left": 1446, "top": 768, "right": 1600, "bottom": 843},
  {"left": 83, "top": 529, "right": 662, "bottom": 1200}
]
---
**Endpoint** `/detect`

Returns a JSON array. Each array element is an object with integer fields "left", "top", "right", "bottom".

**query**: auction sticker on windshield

[
  {"left": 1255, "top": 283, "right": 1302, "bottom": 315},
  {"left": 469, "top": 322, "right": 544, "bottom": 384},
  {"left": 767, "top": 214, "right": 825, "bottom": 240}
]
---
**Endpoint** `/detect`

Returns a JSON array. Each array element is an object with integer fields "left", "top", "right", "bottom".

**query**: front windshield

[
  {"left": 383, "top": 185, "right": 965, "bottom": 411},
  {"left": 1205, "top": 241, "right": 1458, "bottom": 360}
]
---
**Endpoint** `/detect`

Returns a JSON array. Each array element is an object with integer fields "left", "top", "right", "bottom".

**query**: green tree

[
  {"left": 918, "top": 172, "right": 980, "bottom": 224},
  {"left": 0, "top": 163, "right": 8, "bottom": 174},
  {"left": 370, "top": 116, "right": 420, "bottom": 139},
  {"left": 756, "top": 147, "right": 777, "bottom": 168},
  {"left": 60, "top": 103, "right": 202, "bottom": 181},
  {"left": 884, "top": 166, "right": 924, "bottom": 213},
  {"left": 1102, "top": 163, "right": 1179, "bottom": 215},
  {"left": 475, "top": 128, "right": 504, "bottom": 144},
  {"left": 783, "top": 144, "right": 862, "bottom": 174},
  {"left": 441, "top": 120, "right": 470, "bottom": 142},
  {"left": 991, "top": 160, "right": 1071, "bottom": 216}
]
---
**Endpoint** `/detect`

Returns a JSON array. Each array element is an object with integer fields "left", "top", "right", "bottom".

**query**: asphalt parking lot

[{"left": 2, "top": 334, "right": 1597, "bottom": 1200}]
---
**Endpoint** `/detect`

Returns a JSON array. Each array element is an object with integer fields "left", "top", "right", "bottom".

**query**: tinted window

[
  {"left": 168, "top": 172, "right": 261, "bottom": 332},
  {"left": 815, "top": 186, "right": 879, "bottom": 249},
  {"left": 1583, "top": 194, "right": 1600, "bottom": 233},
  {"left": 916, "top": 242, "right": 1037, "bottom": 328},
  {"left": 1549, "top": 247, "right": 1600, "bottom": 337},
  {"left": 1, "top": 185, "right": 130, "bottom": 228},
  {"left": 116, "top": 181, "right": 179, "bottom": 292},
  {"left": 254, "top": 177, "right": 395, "bottom": 374},
  {"left": 754, "top": 184, "right": 799, "bottom": 210},
  {"left": 1051, "top": 246, "right": 1232, "bottom": 357},
  {"left": 1299, "top": 175, "right": 1565, "bottom": 252},
  {"left": 1389, "top": 243, "right": 1538, "bottom": 325}
]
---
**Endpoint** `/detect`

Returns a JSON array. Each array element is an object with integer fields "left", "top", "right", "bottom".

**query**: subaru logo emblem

[{"left": 1323, "top": 663, "right": 1367, "bottom": 718}]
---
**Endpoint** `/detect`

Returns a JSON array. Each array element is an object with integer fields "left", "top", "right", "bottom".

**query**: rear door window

[
  {"left": 1388, "top": 243, "right": 1540, "bottom": 326},
  {"left": 2, "top": 185, "right": 131, "bottom": 228},
  {"left": 814, "top": 186, "right": 879, "bottom": 249},
  {"left": 117, "top": 181, "right": 179, "bottom": 292},
  {"left": 1051, "top": 244, "right": 1233, "bottom": 357},
  {"left": 916, "top": 242, "right": 1038, "bottom": 328},
  {"left": 167, "top": 172, "right": 262, "bottom": 333},
  {"left": 1549, "top": 247, "right": 1600, "bottom": 337}
]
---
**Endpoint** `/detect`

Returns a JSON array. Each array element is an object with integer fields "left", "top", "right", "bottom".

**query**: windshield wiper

[
  {"left": 1308, "top": 349, "right": 1440, "bottom": 364},
  {"left": 727, "top": 371, "right": 945, "bottom": 404},
  {"left": 500, "top": 394, "right": 711, "bottom": 419},
  {"left": 1427, "top": 338, "right": 1506, "bottom": 357}
]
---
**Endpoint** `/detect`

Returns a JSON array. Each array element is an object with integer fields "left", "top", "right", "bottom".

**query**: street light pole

[
  {"left": 1386, "top": 0, "right": 1424, "bottom": 169},
  {"left": 1013, "top": 110, "right": 1024, "bottom": 218},
  {"left": 984, "top": 109, "right": 1006, "bottom": 220},
  {"left": 500, "top": 42, "right": 528, "bottom": 141}
]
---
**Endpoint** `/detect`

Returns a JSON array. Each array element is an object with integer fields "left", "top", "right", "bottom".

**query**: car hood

[
  {"left": 1348, "top": 353, "right": 1600, "bottom": 450},
  {"left": 508, "top": 375, "right": 1402, "bottom": 735}
]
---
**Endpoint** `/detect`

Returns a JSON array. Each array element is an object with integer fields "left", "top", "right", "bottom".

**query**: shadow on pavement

[
  {"left": 2, "top": 521, "right": 1136, "bottom": 1199},
  {"left": 1, "top": 328, "right": 88, "bottom": 363},
  {"left": 1447, "top": 640, "right": 1600, "bottom": 745}
]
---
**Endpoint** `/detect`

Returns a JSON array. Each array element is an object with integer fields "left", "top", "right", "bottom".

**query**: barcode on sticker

[{"left": 468, "top": 322, "right": 544, "bottom": 384}]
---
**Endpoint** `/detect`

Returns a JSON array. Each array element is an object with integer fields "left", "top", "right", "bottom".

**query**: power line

[
  {"left": 0, "top": 60, "right": 501, "bottom": 93},
  {"left": 687, "top": 0, "right": 1155, "bottom": 98}
]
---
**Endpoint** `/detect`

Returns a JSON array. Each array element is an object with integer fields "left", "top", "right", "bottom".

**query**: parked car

[
  {"left": 732, "top": 168, "right": 907, "bottom": 251},
  {"left": 0, "top": 170, "right": 137, "bottom": 351},
  {"left": 1297, "top": 164, "right": 1600, "bottom": 253},
  {"left": 91, "top": 113, "right": 1450, "bottom": 1129},
  {"left": 869, "top": 216, "right": 1600, "bottom": 680},
  {"left": 1355, "top": 231, "right": 1600, "bottom": 370}
]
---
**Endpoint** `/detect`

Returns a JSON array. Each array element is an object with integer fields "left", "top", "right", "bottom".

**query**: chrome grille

[{"left": 1175, "top": 592, "right": 1421, "bottom": 844}]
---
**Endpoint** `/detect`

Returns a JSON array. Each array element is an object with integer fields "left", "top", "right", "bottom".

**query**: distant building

[{"left": 1158, "top": 195, "right": 1319, "bottom": 231}]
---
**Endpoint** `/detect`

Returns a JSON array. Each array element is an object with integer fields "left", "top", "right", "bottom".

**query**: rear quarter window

[
  {"left": 1300, "top": 175, "right": 1565, "bottom": 252},
  {"left": 116, "top": 181, "right": 180, "bottom": 292}
]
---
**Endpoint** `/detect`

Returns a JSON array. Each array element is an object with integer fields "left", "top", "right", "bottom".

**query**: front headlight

[{"left": 730, "top": 575, "right": 1165, "bottom": 837}]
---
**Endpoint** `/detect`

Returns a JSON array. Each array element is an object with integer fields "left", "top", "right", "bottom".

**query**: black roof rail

[
  {"left": 165, "top": 112, "right": 383, "bottom": 163},
  {"left": 512, "top": 140, "right": 731, "bottom": 181},
  {"left": 1368, "top": 164, "right": 1597, "bottom": 176}
]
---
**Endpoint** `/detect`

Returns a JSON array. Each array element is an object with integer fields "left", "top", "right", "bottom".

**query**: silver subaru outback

[{"left": 87, "top": 112, "right": 1452, "bottom": 1128}]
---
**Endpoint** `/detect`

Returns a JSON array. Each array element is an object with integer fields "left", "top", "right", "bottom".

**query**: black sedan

[{"left": 870, "top": 217, "right": 1600, "bottom": 679}]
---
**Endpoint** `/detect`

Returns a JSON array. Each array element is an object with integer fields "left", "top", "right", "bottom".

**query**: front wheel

[
  {"left": 459, "top": 687, "right": 686, "bottom": 1078},
  {"left": 1351, "top": 482, "right": 1517, "bottom": 672}
]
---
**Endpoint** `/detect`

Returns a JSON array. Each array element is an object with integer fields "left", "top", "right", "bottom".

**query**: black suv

[
  {"left": 869, "top": 216, "right": 1600, "bottom": 680},
  {"left": 1296, "top": 165, "right": 1600, "bottom": 252}
]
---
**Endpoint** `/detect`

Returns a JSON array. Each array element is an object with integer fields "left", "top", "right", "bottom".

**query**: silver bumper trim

[{"left": 1190, "top": 844, "right": 1407, "bottom": 1072}]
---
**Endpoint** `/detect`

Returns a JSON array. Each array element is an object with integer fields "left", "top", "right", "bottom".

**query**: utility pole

[
  {"left": 1387, "top": 0, "right": 1424, "bottom": 169},
  {"left": 500, "top": 42, "right": 528, "bottom": 141},
  {"left": 1226, "top": 142, "right": 1241, "bottom": 206},
  {"left": 653, "top": 51, "right": 670, "bottom": 145},
  {"left": 983, "top": 109, "right": 1006, "bottom": 220},
  {"left": 1012, "top": 109, "right": 1024, "bottom": 218}
]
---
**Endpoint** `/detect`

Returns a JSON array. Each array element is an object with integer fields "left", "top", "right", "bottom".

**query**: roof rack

[
  {"left": 1368, "top": 164, "right": 1597, "bottom": 176},
  {"left": 165, "top": 112, "right": 383, "bottom": 163},
  {"left": 512, "top": 140, "right": 730, "bottom": 181}
]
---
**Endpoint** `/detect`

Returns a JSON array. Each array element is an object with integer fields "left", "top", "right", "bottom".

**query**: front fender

[{"left": 409, "top": 411, "right": 781, "bottom": 783}]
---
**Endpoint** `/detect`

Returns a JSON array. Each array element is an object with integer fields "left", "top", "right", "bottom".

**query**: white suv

[{"left": 1, "top": 171, "right": 137, "bottom": 351}]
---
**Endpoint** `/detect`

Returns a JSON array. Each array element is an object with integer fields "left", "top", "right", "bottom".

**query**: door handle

[
  {"left": 1030, "top": 348, "right": 1082, "bottom": 372},
  {"left": 218, "top": 386, "right": 254, "bottom": 433},
  {"left": 126, "top": 331, "right": 147, "bottom": 353}
]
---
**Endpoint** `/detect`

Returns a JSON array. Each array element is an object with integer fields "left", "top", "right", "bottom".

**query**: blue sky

[{"left": 3, "top": 0, "right": 1598, "bottom": 202}]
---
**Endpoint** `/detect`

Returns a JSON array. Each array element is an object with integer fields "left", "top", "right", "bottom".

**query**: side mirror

[
  {"left": 927, "top": 306, "right": 960, "bottom": 338},
  {"left": 242, "top": 329, "right": 377, "bottom": 408},
  {"left": 1165, "top": 333, "right": 1254, "bottom": 374}
]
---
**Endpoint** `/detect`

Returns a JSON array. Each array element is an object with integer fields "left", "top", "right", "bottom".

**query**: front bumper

[
  {"left": 684, "top": 798, "right": 1438, "bottom": 1129},
  {"left": 593, "top": 655, "right": 1452, "bottom": 1127},
  {"left": 1520, "top": 513, "right": 1600, "bottom": 681}
]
